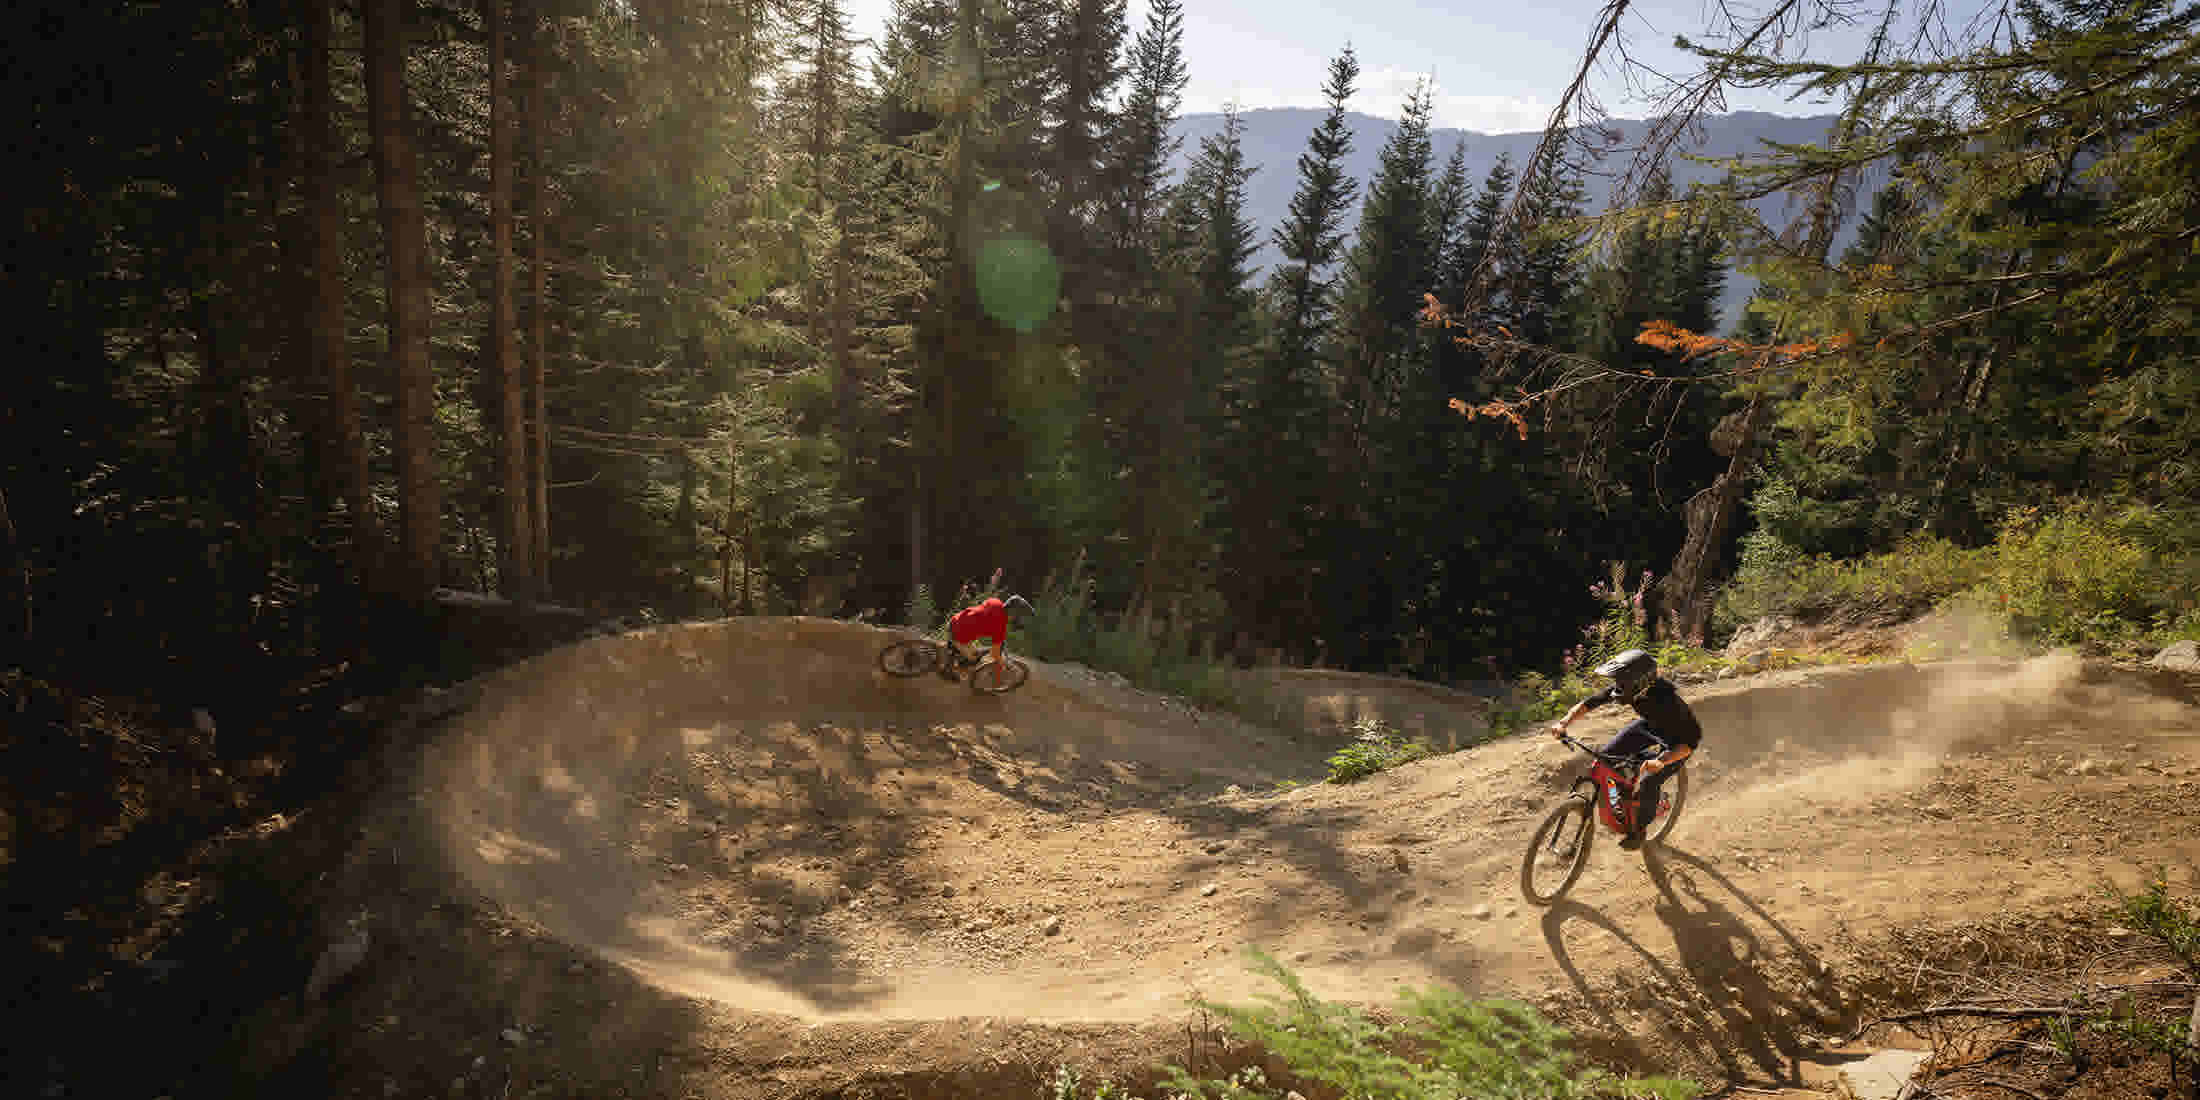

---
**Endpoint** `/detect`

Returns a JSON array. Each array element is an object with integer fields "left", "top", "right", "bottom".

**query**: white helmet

[{"left": 1594, "top": 649, "right": 1657, "bottom": 700}]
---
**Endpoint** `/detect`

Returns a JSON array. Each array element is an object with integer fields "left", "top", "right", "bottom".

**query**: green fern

[
  {"left": 1163, "top": 949, "right": 1702, "bottom": 1099},
  {"left": 1325, "top": 719, "right": 1430, "bottom": 783}
]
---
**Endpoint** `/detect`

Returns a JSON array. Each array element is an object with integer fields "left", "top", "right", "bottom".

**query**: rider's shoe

[{"left": 1618, "top": 825, "right": 1646, "bottom": 851}]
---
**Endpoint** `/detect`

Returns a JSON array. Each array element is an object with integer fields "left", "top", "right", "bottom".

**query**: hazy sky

[{"left": 838, "top": 0, "right": 2010, "bottom": 132}]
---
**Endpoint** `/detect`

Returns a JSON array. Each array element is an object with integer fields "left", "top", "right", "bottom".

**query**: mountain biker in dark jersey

[
  {"left": 942, "top": 594, "right": 1035, "bottom": 681},
  {"left": 1549, "top": 648, "right": 1701, "bottom": 849}
]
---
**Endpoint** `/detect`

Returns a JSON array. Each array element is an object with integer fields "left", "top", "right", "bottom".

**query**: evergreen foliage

[{"left": 5, "top": 0, "right": 2197, "bottom": 704}]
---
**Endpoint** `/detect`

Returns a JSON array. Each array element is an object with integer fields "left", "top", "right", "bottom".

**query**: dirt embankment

[{"left": 223, "top": 619, "right": 2198, "bottom": 1098}]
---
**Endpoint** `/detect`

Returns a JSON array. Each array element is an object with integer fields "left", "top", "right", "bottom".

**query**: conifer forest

[{"left": 7, "top": 0, "right": 2198, "bottom": 699}]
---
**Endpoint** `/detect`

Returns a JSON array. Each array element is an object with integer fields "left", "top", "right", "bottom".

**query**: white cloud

[{"left": 1355, "top": 66, "right": 1556, "bottom": 134}]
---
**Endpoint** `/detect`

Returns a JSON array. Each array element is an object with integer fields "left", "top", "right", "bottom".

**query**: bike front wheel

[
  {"left": 878, "top": 638, "right": 941, "bottom": 677},
  {"left": 1646, "top": 764, "right": 1688, "bottom": 845},
  {"left": 966, "top": 656, "right": 1030, "bottom": 694},
  {"left": 1521, "top": 796, "right": 1595, "bottom": 905}
]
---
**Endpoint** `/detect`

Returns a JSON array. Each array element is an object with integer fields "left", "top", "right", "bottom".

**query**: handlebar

[{"left": 1553, "top": 730, "right": 1668, "bottom": 769}]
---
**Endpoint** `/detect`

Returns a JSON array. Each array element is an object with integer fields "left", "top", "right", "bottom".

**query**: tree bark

[
  {"left": 302, "top": 0, "right": 377, "bottom": 588},
  {"left": 1659, "top": 392, "right": 1772, "bottom": 644},
  {"left": 526, "top": 1, "right": 551, "bottom": 593},
  {"left": 0, "top": 487, "right": 27, "bottom": 647},
  {"left": 484, "top": 0, "right": 531, "bottom": 601},
  {"left": 365, "top": 0, "right": 442, "bottom": 604},
  {"left": 909, "top": 464, "right": 925, "bottom": 614}
]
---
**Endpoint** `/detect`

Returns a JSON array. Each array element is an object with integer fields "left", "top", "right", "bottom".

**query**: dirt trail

[{"left": 418, "top": 618, "right": 2200, "bottom": 1055}]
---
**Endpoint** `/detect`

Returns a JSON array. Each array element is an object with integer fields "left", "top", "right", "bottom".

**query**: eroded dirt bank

[{"left": 239, "top": 618, "right": 2198, "bottom": 1097}]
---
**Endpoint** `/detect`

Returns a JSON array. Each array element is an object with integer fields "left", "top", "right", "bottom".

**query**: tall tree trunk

[
  {"left": 365, "top": 0, "right": 442, "bottom": 604},
  {"left": 484, "top": 0, "right": 532, "bottom": 601},
  {"left": 1659, "top": 392, "right": 1772, "bottom": 644},
  {"left": 828, "top": 215, "right": 859, "bottom": 427},
  {"left": 1925, "top": 249, "right": 2026, "bottom": 538},
  {"left": 1655, "top": 73, "right": 1871, "bottom": 642},
  {"left": 527, "top": 1, "right": 551, "bottom": 593},
  {"left": 0, "top": 487, "right": 27, "bottom": 648},
  {"left": 909, "top": 465, "right": 925, "bottom": 614},
  {"left": 302, "top": 0, "right": 377, "bottom": 588}
]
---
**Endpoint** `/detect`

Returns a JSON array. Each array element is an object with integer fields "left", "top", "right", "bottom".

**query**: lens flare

[{"left": 974, "top": 235, "right": 1060, "bottom": 333}]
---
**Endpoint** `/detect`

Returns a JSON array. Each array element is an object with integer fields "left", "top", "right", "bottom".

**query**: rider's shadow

[
  {"left": 1645, "top": 844, "right": 1852, "bottom": 1082},
  {"left": 1538, "top": 845, "right": 1854, "bottom": 1087},
  {"left": 1536, "top": 898, "right": 1700, "bottom": 1074}
]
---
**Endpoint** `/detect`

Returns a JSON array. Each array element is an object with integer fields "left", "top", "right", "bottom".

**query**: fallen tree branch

[
  {"left": 1890, "top": 1004, "right": 2075, "bottom": 1021},
  {"left": 1974, "top": 1078, "right": 2051, "bottom": 1100}
]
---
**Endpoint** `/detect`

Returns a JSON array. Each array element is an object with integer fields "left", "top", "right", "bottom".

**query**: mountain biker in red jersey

[
  {"left": 1548, "top": 648, "right": 1701, "bottom": 850},
  {"left": 942, "top": 594, "right": 1035, "bottom": 681}
]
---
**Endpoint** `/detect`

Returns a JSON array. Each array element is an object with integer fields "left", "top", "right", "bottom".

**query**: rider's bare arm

[
  {"left": 1642, "top": 744, "right": 1693, "bottom": 774},
  {"left": 1550, "top": 698, "right": 1594, "bottom": 735}
]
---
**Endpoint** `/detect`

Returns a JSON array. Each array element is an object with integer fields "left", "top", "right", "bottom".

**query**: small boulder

[
  {"left": 1042, "top": 915, "right": 1063, "bottom": 936},
  {"left": 1200, "top": 883, "right": 1220, "bottom": 897},
  {"left": 2149, "top": 640, "right": 2200, "bottom": 672},
  {"left": 303, "top": 918, "right": 372, "bottom": 1001},
  {"left": 1725, "top": 616, "right": 1793, "bottom": 656},
  {"left": 1469, "top": 904, "right": 1493, "bottom": 920}
]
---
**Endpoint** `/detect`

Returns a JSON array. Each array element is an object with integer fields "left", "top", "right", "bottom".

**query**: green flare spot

[{"left": 974, "top": 235, "right": 1060, "bottom": 333}]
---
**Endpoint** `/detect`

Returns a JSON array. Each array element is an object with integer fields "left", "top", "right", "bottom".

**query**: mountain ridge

[{"left": 1167, "top": 108, "right": 1887, "bottom": 331}]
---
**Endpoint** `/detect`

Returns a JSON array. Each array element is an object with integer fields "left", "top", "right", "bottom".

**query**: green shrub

[
  {"left": 1042, "top": 1065, "right": 1128, "bottom": 1100},
  {"left": 2083, "top": 872, "right": 2200, "bottom": 1076},
  {"left": 1162, "top": 949, "right": 1700, "bottom": 1100},
  {"left": 1715, "top": 533, "right": 1993, "bottom": 633},
  {"left": 1993, "top": 504, "right": 2156, "bottom": 643},
  {"left": 1718, "top": 500, "right": 2200, "bottom": 649},
  {"left": 1007, "top": 556, "right": 1245, "bottom": 714},
  {"left": 1324, "top": 718, "right": 1431, "bottom": 783},
  {"left": 903, "top": 583, "right": 939, "bottom": 632}
]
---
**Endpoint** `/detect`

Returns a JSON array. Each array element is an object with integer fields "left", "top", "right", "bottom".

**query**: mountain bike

[
  {"left": 876, "top": 635, "right": 1031, "bottom": 694},
  {"left": 1519, "top": 730, "right": 1689, "bottom": 905}
]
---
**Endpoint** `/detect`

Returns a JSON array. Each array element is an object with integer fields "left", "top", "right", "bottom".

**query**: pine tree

[
  {"left": 1045, "top": 0, "right": 1126, "bottom": 244},
  {"left": 1505, "top": 141, "right": 1588, "bottom": 352},
  {"left": 363, "top": 0, "right": 441, "bottom": 603},
  {"left": 298, "top": 0, "right": 375, "bottom": 589},
  {"left": 1181, "top": 107, "right": 1261, "bottom": 605},
  {"left": 482, "top": 0, "right": 532, "bottom": 599},
  {"left": 1219, "top": 45, "right": 1360, "bottom": 652},
  {"left": 1424, "top": 140, "right": 1471, "bottom": 305},
  {"left": 1263, "top": 46, "right": 1359, "bottom": 398},
  {"left": 1321, "top": 81, "right": 1440, "bottom": 669},
  {"left": 1332, "top": 81, "right": 1437, "bottom": 431},
  {"left": 1110, "top": 0, "right": 1187, "bottom": 260},
  {"left": 1442, "top": 152, "right": 1515, "bottom": 368}
]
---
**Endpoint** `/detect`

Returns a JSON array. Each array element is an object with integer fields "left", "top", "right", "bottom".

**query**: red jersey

[{"left": 949, "top": 597, "right": 1008, "bottom": 646}]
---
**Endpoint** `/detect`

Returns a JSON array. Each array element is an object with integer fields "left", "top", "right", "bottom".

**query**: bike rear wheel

[
  {"left": 878, "top": 638, "right": 941, "bottom": 677},
  {"left": 1521, "top": 796, "right": 1595, "bottom": 905},
  {"left": 966, "top": 656, "right": 1030, "bottom": 694},
  {"left": 1645, "top": 764, "right": 1688, "bottom": 844}
]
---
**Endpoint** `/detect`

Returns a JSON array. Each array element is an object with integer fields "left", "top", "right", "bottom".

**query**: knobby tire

[
  {"left": 1646, "top": 764, "right": 1688, "bottom": 845},
  {"left": 967, "top": 657, "right": 1029, "bottom": 694},
  {"left": 878, "top": 638, "right": 941, "bottom": 677},
  {"left": 1521, "top": 796, "right": 1595, "bottom": 905}
]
